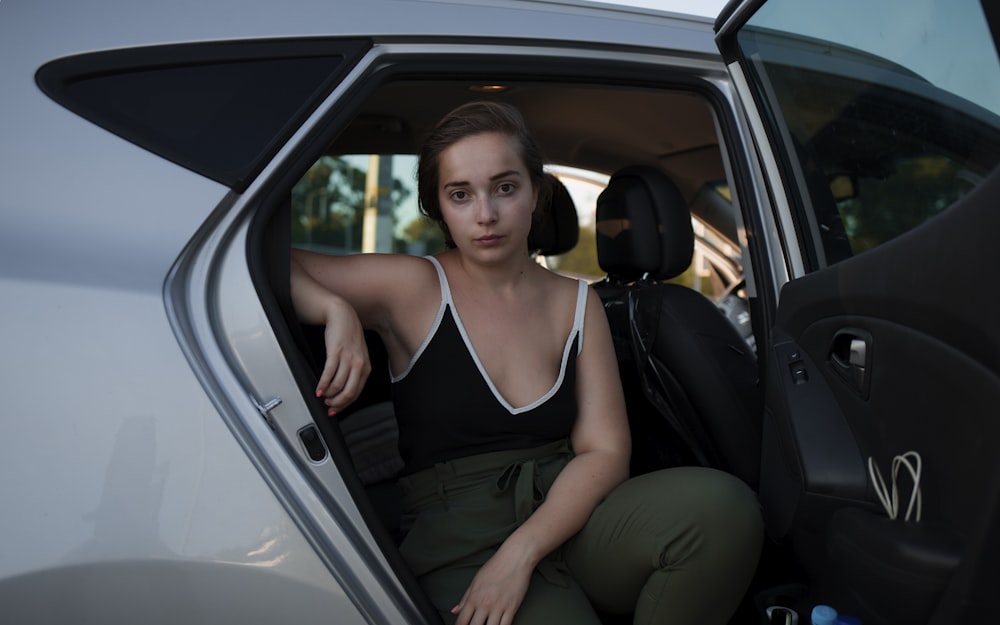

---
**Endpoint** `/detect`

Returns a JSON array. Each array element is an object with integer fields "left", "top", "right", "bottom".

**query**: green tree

[
  {"left": 401, "top": 215, "right": 447, "bottom": 255},
  {"left": 837, "top": 156, "right": 968, "bottom": 254},
  {"left": 291, "top": 156, "right": 367, "bottom": 251},
  {"left": 292, "top": 155, "right": 415, "bottom": 253}
]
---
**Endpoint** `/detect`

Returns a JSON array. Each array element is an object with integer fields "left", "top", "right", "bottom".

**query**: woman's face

[{"left": 436, "top": 131, "right": 536, "bottom": 261}]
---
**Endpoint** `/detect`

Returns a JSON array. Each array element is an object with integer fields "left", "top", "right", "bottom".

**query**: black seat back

[
  {"left": 529, "top": 173, "right": 579, "bottom": 256},
  {"left": 593, "top": 165, "right": 762, "bottom": 487}
]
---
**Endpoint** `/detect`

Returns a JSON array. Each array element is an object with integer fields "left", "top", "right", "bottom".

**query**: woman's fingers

[
  {"left": 321, "top": 363, "right": 370, "bottom": 413},
  {"left": 317, "top": 332, "right": 371, "bottom": 415},
  {"left": 453, "top": 547, "right": 532, "bottom": 625},
  {"left": 454, "top": 583, "right": 517, "bottom": 625},
  {"left": 455, "top": 605, "right": 512, "bottom": 625}
]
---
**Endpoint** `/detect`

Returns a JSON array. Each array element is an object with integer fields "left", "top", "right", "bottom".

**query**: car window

[
  {"left": 735, "top": 0, "right": 1000, "bottom": 267},
  {"left": 292, "top": 156, "right": 741, "bottom": 304},
  {"left": 36, "top": 40, "right": 369, "bottom": 190},
  {"left": 291, "top": 155, "right": 609, "bottom": 274},
  {"left": 291, "top": 154, "right": 437, "bottom": 255}
]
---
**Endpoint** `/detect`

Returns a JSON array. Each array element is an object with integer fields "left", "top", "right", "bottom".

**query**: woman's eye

[
  {"left": 496, "top": 182, "right": 515, "bottom": 195},
  {"left": 450, "top": 190, "right": 469, "bottom": 202}
]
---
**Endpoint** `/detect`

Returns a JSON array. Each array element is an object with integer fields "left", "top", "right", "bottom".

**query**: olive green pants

[{"left": 398, "top": 440, "right": 763, "bottom": 625}]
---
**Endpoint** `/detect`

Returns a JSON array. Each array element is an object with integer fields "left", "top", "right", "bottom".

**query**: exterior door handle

[{"left": 829, "top": 329, "right": 872, "bottom": 398}]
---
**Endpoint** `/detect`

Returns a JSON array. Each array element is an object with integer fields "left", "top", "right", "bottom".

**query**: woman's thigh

[
  {"left": 419, "top": 563, "right": 604, "bottom": 625},
  {"left": 563, "top": 467, "right": 763, "bottom": 621}
]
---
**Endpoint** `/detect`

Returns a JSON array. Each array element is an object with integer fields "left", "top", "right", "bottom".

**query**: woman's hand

[
  {"left": 290, "top": 250, "right": 374, "bottom": 415},
  {"left": 316, "top": 297, "right": 371, "bottom": 415},
  {"left": 452, "top": 543, "right": 536, "bottom": 625}
]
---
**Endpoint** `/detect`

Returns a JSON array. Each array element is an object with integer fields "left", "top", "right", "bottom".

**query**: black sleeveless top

[{"left": 391, "top": 256, "right": 588, "bottom": 474}]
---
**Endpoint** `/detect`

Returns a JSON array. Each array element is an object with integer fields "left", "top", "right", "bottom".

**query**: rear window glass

[{"left": 36, "top": 40, "right": 369, "bottom": 190}]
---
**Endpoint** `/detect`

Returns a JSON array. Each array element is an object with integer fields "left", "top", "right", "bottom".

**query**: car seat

[
  {"left": 529, "top": 172, "right": 580, "bottom": 256},
  {"left": 592, "top": 165, "right": 762, "bottom": 487}
]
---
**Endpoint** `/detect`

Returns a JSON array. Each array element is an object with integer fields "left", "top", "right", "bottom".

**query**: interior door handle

[{"left": 829, "top": 329, "right": 872, "bottom": 398}]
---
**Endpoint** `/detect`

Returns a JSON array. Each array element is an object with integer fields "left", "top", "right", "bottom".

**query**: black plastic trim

[{"left": 36, "top": 39, "right": 371, "bottom": 192}]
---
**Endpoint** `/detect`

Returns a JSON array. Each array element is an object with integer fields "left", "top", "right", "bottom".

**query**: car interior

[
  {"left": 265, "top": 62, "right": 1000, "bottom": 624},
  {"left": 266, "top": 75, "right": 776, "bottom": 624}
]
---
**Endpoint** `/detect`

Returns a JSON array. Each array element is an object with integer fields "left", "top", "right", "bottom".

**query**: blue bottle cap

[{"left": 811, "top": 605, "right": 838, "bottom": 625}]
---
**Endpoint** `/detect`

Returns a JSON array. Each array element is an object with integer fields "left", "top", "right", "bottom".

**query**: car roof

[
  {"left": 331, "top": 80, "right": 727, "bottom": 197},
  {"left": 8, "top": 0, "right": 717, "bottom": 60}
]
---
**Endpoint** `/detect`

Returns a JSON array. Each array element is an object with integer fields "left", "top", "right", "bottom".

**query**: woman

[{"left": 291, "top": 101, "right": 762, "bottom": 625}]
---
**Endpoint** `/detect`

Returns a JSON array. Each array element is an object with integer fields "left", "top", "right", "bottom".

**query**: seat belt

[{"left": 626, "top": 285, "right": 723, "bottom": 470}]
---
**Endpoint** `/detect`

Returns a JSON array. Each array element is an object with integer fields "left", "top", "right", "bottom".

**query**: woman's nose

[{"left": 476, "top": 197, "right": 498, "bottom": 224}]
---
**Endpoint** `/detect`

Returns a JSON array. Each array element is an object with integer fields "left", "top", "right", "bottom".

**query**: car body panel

[
  {"left": 0, "top": 3, "right": 383, "bottom": 623},
  {"left": 0, "top": 1, "right": 734, "bottom": 622},
  {"left": 3, "top": 0, "right": 718, "bottom": 59},
  {"left": 0, "top": 275, "right": 362, "bottom": 622}
]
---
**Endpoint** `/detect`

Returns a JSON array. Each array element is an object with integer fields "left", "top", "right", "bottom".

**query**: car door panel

[
  {"left": 716, "top": 0, "right": 999, "bottom": 620},
  {"left": 760, "top": 163, "right": 1000, "bottom": 623},
  {"left": 760, "top": 330, "right": 869, "bottom": 538}
]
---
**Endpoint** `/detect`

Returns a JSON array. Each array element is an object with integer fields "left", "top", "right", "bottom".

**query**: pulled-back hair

[{"left": 417, "top": 101, "right": 549, "bottom": 248}]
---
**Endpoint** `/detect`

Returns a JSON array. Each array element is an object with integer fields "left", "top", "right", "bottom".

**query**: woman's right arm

[
  {"left": 290, "top": 251, "right": 371, "bottom": 414},
  {"left": 289, "top": 249, "right": 433, "bottom": 414}
]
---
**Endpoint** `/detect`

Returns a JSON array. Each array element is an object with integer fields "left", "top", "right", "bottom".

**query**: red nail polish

[
  {"left": 315, "top": 389, "right": 323, "bottom": 398},
  {"left": 328, "top": 408, "right": 336, "bottom": 416}
]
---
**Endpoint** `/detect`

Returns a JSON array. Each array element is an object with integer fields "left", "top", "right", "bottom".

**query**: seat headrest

[
  {"left": 528, "top": 173, "right": 579, "bottom": 256},
  {"left": 595, "top": 165, "right": 694, "bottom": 282}
]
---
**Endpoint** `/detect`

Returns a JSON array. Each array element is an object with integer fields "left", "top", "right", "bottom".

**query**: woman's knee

[
  {"left": 655, "top": 467, "right": 763, "bottom": 570},
  {"left": 565, "top": 467, "right": 762, "bottom": 611},
  {"left": 595, "top": 467, "right": 762, "bottom": 572}
]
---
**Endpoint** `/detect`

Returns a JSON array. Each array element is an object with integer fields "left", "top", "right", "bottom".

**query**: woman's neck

[{"left": 445, "top": 248, "right": 540, "bottom": 296}]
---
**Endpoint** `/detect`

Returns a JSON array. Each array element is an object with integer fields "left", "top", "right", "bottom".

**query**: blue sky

[{"left": 604, "top": 0, "right": 999, "bottom": 117}]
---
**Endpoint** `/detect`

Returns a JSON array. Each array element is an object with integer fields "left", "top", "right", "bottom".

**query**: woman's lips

[{"left": 475, "top": 234, "right": 504, "bottom": 246}]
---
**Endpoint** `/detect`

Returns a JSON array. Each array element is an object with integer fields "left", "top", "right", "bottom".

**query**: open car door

[{"left": 715, "top": 1, "right": 1000, "bottom": 623}]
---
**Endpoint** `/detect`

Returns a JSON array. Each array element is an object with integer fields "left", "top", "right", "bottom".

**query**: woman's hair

[{"left": 417, "top": 100, "right": 549, "bottom": 248}]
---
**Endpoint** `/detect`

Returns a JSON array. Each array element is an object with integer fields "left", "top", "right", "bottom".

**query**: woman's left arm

[{"left": 451, "top": 288, "right": 631, "bottom": 625}]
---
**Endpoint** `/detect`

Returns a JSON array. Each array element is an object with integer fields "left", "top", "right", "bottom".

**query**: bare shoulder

[
  {"left": 393, "top": 254, "right": 442, "bottom": 295},
  {"left": 548, "top": 270, "right": 599, "bottom": 318},
  {"left": 576, "top": 278, "right": 612, "bottom": 348},
  {"left": 535, "top": 265, "right": 584, "bottom": 294},
  {"left": 529, "top": 267, "right": 593, "bottom": 333},
  {"left": 367, "top": 252, "right": 438, "bottom": 279},
  {"left": 353, "top": 253, "right": 441, "bottom": 310}
]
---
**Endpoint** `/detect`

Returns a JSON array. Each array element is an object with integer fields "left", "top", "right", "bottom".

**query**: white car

[{"left": 1, "top": 0, "right": 997, "bottom": 623}]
